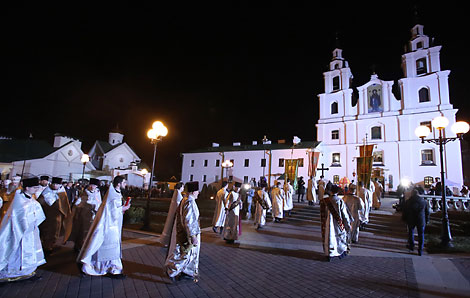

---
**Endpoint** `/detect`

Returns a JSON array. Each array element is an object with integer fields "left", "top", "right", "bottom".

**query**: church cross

[{"left": 318, "top": 163, "right": 329, "bottom": 177}]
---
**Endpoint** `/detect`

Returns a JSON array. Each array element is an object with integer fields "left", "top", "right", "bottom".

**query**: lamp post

[
  {"left": 142, "top": 121, "right": 168, "bottom": 231},
  {"left": 221, "top": 160, "right": 233, "bottom": 183},
  {"left": 81, "top": 154, "right": 90, "bottom": 181},
  {"left": 415, "top": 116, "right": 469, "bottom": 247}
]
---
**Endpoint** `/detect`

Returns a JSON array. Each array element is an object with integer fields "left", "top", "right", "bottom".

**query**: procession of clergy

[{"left": 0, "top": 173, "right": 382, "bottom": 285}]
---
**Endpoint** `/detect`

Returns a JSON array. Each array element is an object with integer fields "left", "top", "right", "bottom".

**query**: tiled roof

[{"left": 0, "top": 139, "right": 57, "bottom": 162}]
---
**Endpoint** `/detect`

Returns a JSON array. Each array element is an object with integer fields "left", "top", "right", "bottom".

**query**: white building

[
  {"left": 316, "top": 24, "right": 463, "bottom": 191},
  {"left": 181, "top": 140, "right": 319, "bottom": 187},
  {"left": 5, "top": 134, "right": 96, "bottom": 181}
]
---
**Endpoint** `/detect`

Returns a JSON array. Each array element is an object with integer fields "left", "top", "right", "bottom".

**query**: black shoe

[
  {"left": 108, "top": 273, "right": 126, "bottom": 279},
  {"left": 179, "top": 273, "right": 193, "bottom": 280},
  {"left": 406, "top": 244, "right": 414, "bottom": 251},
  {"left": 219, "top": 227, "right": 223, "bottom": 234},
  {"left": 169, "top": 276, "right": 178, "bottom": 283},
  {"left": 212, "top": 226, "right": 218, "bottom": 233},
  {"left": 418, "top": 250, "right": 422, "bottom": 256}
]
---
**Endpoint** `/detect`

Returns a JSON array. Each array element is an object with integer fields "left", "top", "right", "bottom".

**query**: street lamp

[
  {"left": 221, "top": 160, "right": 233, "bottom": 183},
  {"left": 81, "top": 154, "right": 90, "bottom": 181},
  {"left": 143, "top": 121, "right": 168, "bottom": 230},
  {"left": 140, "top": 168, "right": 148, "bottom": 189},
  {"left": 415, "top": 116, "right": 469, "bottom": 247}
]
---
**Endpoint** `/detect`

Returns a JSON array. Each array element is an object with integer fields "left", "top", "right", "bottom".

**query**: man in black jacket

[{"left": 402, "top": 187, "right": 430, "bottom": 256}]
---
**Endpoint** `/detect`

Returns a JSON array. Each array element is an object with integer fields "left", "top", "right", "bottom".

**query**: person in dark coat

[
  {"left": 402, "top": 187, "right": 430, "bottom": 256},
  {"left": 297, "top": 176, "right": 306, "bottom": 202}
]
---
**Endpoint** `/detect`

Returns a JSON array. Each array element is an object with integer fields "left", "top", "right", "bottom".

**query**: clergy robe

[
  {"left": 372, "top": 181, "right": 383, "bottom": 209},
  {"left": 0, "top": 191, "right": 46, "bottom": 281},
  {"left": 318, "top": 180, "right": 326, "bottom": 201},
  {"left": 342, "top": 194, "right": 364, "bottom": 243},
  {"left": 165, "top": 194, "right": 201, "bottom": 278},
  {"left": 38, "top": 186, "right": 71, "bottom": 251},
  {"left": 357, "top": 186, "right": 372, "bottom": 224},
  {"left": 0, "top": 187, "right": 19, "bottom": 220},
  {"left": 65, "top": 188, "right": 102, "bottom": 250},
  {"left": 77, "top": 186, "right": 124, "bottom": 276},
  {"left": 212, "top": 187, "right": 229, "bottom": 228},
  {"left": 270, "top": 186, "right": 284, "bottom": 219},
  {"left": 254, "top": 189, "right": 272, "bottom": 229},
  {"left": 160, "top": 189, "right": 184, "bottom": 247},
  {"left": 307, "top": 178, "right": 317, "bottom": 204},
  {"left": 321, "top": 194, "right": 351, "bottom": 258},
  {"left": 223, "top": 191, "right": 241, "bottom": 240},
  {"left": 283, "top": 183, "right": 294, "bottom": 211}
]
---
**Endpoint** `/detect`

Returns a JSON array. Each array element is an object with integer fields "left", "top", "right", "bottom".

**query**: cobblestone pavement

[{"left": 0, "top": 198, "right": 468, "bottom": 297}]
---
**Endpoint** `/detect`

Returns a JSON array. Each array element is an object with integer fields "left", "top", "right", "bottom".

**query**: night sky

[{"left": 4, "top": 2, "right": 468, "bottom": 179}]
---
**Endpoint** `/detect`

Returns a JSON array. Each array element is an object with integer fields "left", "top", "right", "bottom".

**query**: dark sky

[{"left": 3, "top": 2, "right": 468, "bottom": 179}]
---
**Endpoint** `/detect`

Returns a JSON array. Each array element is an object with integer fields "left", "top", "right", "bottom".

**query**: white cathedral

[{"left": 182, "top": 24, "right": 464, "bottom": 192}]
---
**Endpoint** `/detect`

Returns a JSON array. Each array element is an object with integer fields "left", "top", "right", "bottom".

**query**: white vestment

[
  {"left": 165, "top": 194, "right": 201, "bottom": 278},
  {"left": 212, "top": 187, "right": 229, "bottom": 227},
  {"left": 77, "top": 186, "right": 124, "bottom": 276},
  {"left": 283, "top": 184, "right": 294, "bottom": 211},
  {"left": 254, "top": 190, "right": 272, "bottom": 228},
  {"left": 0, "top": 191, "right": 46, "bottom": 280},
  {"left": 160, "top": 189, "right": 183, "bottom": 247},
  {"left": 270, "top": 186, "right": 284, "bottom": 219},
  {"left": 343, "top": 194, "right": 364, "bottom": 243},
  {"left": 307, "top": 178, "right": 317, "bottom": 203},
  {"left": 358, "top": 186, "right": 373, "bottom": 224},
  {"left": 223, "top": 191, "right": 241, "bottom": 240},
  {"left": 322, "top": 194, "right": 351, "bottom": 257}
]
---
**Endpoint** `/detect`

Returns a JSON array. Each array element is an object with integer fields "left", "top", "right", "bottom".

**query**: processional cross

[{"left": 318, "top": 163, "right": 329, "bottom": 177}]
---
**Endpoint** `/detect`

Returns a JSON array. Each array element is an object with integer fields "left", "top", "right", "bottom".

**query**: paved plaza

[{"left": 1, "top": 197, "right": 469, "bottom": 297}]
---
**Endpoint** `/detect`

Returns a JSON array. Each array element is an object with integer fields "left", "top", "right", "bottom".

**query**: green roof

[
  {"left": 96, "top": 140, "right": 121, "bottom": 153},
  {"left": 0, "top": 139, "right": 57, "bottom": 162},
  {"left": 183, "top": 141, "right": 320, "bottom": 154}
]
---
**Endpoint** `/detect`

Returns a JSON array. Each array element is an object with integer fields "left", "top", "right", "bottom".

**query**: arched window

[
  {"left": 418, "top": 87, "right": 430, "bottom": 103},
  {"left": 331, "top": 102, "right": 338, "bottom": 114},
  {"left": 333, "top": 76, "right": 340, "bottom": 90},
  {"left": 371, "top": 126, "right": 382, "bottom": 140}
]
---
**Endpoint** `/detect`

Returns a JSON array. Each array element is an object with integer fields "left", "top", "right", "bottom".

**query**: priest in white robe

[
  {"left": 283, "top": 179, "right": 294, "bottom": 216},
  {"left": 318, "top": 177, "right": 326, "bottom": 202},
  {"left": 165, "top": 181, "right": 201, "bottom": 282},
  {"left": 37, "top": 177, "right": 71, "bottom": 253},
  {"left": 254, "top": 182, "right": 272, "bottom": 230},
  {"left": 77, "top": 176, "right": 130, "bottom": 278},
  {"left": 212, "top": 181, "right": 229, "bottom": 234},
  {"left": 357, "top": 181, "right": 372, "bottom": 228},
  {"left": 342, "top": 184, "right": 364, "bottom": 243},
  {"left": 160, "top": 182, "right": 184, "bottom": 247},
  {"left": 270, "top": 182, "right": 284, "bottom": 222},
  {"left": 223, "top": 182, "right": 242, "bottom": 243},
  {"left": 65, "top": 178, "right": 102, "bottom": 252},
  {"left": 321, "top": 184, "right": 351, "bottom": 261},
  {"left": 0, "top": 177, "right": 46, "bottom": 283},
  {"left": 307, "top": 176, "right": 317, "bottom": 205},
  {"left": 0, "top": 177, "right": 21, "bottom": 221}
]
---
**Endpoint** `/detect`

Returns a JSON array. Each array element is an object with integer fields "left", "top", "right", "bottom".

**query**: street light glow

[
  {"left": 451, "top": 121, "right": 470, "bottom": 135},
  {"left": 432, "top": 116, "right": 449, "bottom": 130},
  {"left": 414, "top": 125, "right": 431, "bottom": 138},
  {"left": 81, "top": 153, "right": 90, "bottom": 163}
]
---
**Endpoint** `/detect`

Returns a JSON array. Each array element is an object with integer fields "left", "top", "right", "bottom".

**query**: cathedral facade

[{"left": 316, "top": 24, "right": 463, "bottom": 191}]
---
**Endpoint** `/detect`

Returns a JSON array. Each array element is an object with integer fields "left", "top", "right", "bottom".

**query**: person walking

[{"left": 402, "top": 187, "right": 430, "bottom": 256}]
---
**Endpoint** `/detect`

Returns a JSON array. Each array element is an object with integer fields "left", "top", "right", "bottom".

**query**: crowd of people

[
  {"left": 0, "top": 175, "right": 131, "bottom": 284},
  {"left": 1, "top": 171, "right": 438, "bottom": 285}
]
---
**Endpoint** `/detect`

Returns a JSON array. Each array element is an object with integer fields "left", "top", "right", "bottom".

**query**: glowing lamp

[
  {"left": 81, "top": 154, "right": 90, "bottom": 164},
  {"left": 152, "top": 121, "right": 168, "bottom": 137},
  {"left": 451, "top": 121, "right": 470, "bottom": 136},
  {"left": 414, "top": 125, "right": 431, "bottom": 138},
  {"left": 141, "top": 168, "right": 148, "bottom": 175},
  {"left": 400, "top": 178, "right": 411, "bottom": 188},
  {"left": 431, "top": 116, "right": 449, "bottom": 130},
  {"left": 222, "top": 160, "right": 233, "bottom": 168},
  {"left": 147, "top": 129, "right": 157, "bottom": 140}
]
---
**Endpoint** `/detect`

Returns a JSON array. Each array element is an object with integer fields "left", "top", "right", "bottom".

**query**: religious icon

[{"left": 367, "top": 84, "right": 383, "bottom": 113}]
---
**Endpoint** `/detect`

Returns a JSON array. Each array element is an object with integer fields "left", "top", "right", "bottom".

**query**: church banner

[
  {"left": 357, "top": 156, "right": 373, "bottom": 189},
  {"left": 285, "top": 159, "right": 299, "bottom": 190},
  {"left": 308, "top": 151, "right": 320, "bottom": 178},
  {"left": 359, "top": 144, "right": 375, "bottom": 157}
]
